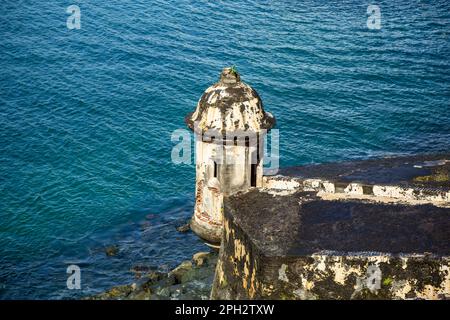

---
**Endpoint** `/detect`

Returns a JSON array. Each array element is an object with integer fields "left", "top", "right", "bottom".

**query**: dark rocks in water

[
  {"left": 130, "top": 265, "right": 155, "bottom": 274},
  {"left": 130, "top": 265, "right": 158, "bottom": 279},
  {"left": 105, "top": 245, "right": 119, "bottom": 257},
  {"left": 169, "top": 260, "right": 193, "bottom": 283},
  {"left": 87, "top": 251, "right": 218, "bottom": 300},
  {"left": 90, "top": 284, "right": 135, "bottom": 300},
  {"left": 193, "top": 251, "right": 214, "bottom": 267},
  {"left": 145, "top": 213, "right": 156, "bottom": 220},
  {"left": 176, "top": 220, "right": 191, "bottom": 233}
]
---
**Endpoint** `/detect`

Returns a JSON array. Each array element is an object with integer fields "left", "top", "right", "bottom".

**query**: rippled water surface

[{"left": 1, "top": 0, "right": 449, "bottom": 299}]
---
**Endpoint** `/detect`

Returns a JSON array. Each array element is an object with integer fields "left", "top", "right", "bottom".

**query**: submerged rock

[
  {"left": 104, "top": 245, "right": 119, "bottom": 257},
  {"left": 176, "top": 220, "right": 191, "bottom": 233},
  {"left": 169, "top": 260, "right": 193, "bottom": 283}
]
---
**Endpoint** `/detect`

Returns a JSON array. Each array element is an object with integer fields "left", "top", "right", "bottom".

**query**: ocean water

[{"left": 0, "top": 0, "right": 449, "bottom": 299}]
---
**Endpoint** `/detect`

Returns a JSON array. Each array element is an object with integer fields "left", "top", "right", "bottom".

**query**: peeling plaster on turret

[
  {"left": 186, "top": 69, "right": 275, "bottom": 133},
  {"left": 186, "top": 68, "right": 275, "bottom": 244}
]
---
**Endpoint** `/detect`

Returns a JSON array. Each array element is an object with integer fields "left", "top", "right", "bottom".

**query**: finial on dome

[{"left": 220, "top": 66, "right": 240, "bottom": 84}]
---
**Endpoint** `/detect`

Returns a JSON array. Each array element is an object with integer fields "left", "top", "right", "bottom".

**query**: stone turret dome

[{"left": 185, "top": 68, "right": 275, "bottom": 134}]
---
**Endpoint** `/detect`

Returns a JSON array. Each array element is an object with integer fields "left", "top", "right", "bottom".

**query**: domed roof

[{"left": 185, "top": 68, "right": 275, "bottom": 134}]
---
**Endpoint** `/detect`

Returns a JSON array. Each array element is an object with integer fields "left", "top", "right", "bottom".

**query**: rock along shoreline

[{"left": 87, "top": 251, "right": 218, "bottom": 300}]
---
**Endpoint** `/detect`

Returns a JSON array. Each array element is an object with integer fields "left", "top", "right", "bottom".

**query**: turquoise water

[{"left": 1, "top": 0, "right": 449, "bottom": 299}]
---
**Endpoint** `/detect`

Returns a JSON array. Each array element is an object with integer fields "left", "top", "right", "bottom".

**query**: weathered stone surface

[
  {"left": 264, "top": 153, "right": 450, "bottom": 206},
  {"left": 212, "top": 181, "right": 450, "bottom": 299},
  {"left": 186, "top": 68, "right": 275, "bottom": 244},
  {"left": 185, "top": 67, "right": 275, "bottom": 134}
]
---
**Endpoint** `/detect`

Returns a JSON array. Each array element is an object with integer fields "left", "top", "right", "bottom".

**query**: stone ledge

[
  {"left": 212, "top": 153, "right": 450, "bottom": 300},
  {"left": 263, "top": 153, "right": 450, "bottom": 206}
]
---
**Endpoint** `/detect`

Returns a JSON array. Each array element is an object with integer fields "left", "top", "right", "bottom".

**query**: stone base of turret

[
  {"left": 190, "top": 211, "right": 222, "bottom": 245},
  {"left": 211, "top": 153, "right": 450, "bottom": 299}
]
